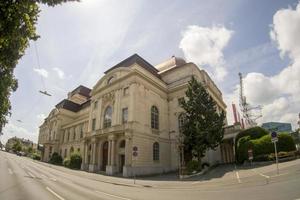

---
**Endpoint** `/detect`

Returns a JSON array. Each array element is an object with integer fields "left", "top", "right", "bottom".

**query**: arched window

[
  {"left": 153, "top": 142, "right": 160, "bottom": 161},
  {"left": 151, "top": 106, "right": 159, "bottom": 129},
  {"left": 178, "top": 113, "right": 186, "bottom": 133},
  {"left": 103, "top": 106, "right": 112, "bottom": 128}
]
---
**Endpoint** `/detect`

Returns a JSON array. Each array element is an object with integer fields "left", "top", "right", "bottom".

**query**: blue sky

[{"left": 2, "top": 0, "right": 300, "bottom": 144}]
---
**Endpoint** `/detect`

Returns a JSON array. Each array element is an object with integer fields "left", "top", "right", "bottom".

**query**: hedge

[
  {"left": 235, "top": 126, "right": 269, "bottom": 144},
  {"left": 49, "top": 152, "right": 63, "bottom": 165},
  {"left": 186, "top": 160, "right": 201, "bottom": 174},
  {"left": 31, "top": 152, "right": 41, "bottom": 160},
  {"left": 63, "top": 152, "right": 82, "bottom": 169},
  {"left": 63, "top": 157, "right": 70, "bottom": 167},
  {"left": 69, "top": 152, "right": 82, "bottom": 169},
  {"left": 237, "top": 133, "right": 296, "bottom": 163}
]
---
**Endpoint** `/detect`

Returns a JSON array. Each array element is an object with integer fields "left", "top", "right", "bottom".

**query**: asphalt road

[{"left": 1, "top": 151, "right": 300, "bottom": 200}]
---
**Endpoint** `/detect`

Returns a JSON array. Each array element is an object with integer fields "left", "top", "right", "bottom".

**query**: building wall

[{"left": 38, "top": 57, "right": 226, "bottom": 176}]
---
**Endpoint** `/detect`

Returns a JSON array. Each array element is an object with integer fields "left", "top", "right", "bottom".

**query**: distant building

[
  {"left": 5, "top": 136, "right": 34, "bottom": 151},
  {"left": 261, "top": 122, "right": 292, "bottom": 133}
]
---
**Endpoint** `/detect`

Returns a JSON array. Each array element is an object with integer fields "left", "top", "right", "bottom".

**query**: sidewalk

[{"left": 30, "top": 157, "right": 300, "bottom": 189}]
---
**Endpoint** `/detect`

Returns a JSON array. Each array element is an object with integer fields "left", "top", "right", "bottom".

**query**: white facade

[{"left": 38, "top": 54, "right": 227, "bottom": 177}]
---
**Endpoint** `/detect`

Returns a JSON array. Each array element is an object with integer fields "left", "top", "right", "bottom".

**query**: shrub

[
  {"left": 186, "top": 160, "right": 201, "bottom": 174},
  {"left": 236, "top": 136, "right": 252, "bottom": 163},
  {"left": 49, "top": 152, "right": 63, "bottom": 165},
  {"left": 253, "top": 154, "right": 269, "bottom": 162},
  {"left": 69, "top": 152, "right": 82, "bottom": 169},
  {"left": 237, "top": 132, "right": 296, "bottom": 163},
  {"left": 277, "top": 133, "right": 296, "bottom": 152},
  {"left": 31, "top": 152, "right": 41, "bottom": 160},
  {"left": 236, "top": 127, "right": 269, "bottom": 144},
  {"left": 201, "top": 162, "right": 210, "bottom": 168},
  {"left": 252, "top": 135, "right": 273, "bottom": 155},
  {"left": 63, "top": 157, "right": 71, "bottom": 168}
]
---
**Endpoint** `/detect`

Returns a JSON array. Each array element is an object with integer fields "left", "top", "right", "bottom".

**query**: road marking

[
  {"left": 251, "top": 169, "right": 270, "bottom": 179},
  {"left": 270, "top": 172, "right": 288, "bottom": 177},
  {"left": 234, "top": 165, "right": 241, "bottom": 183},
  {"left": 95, "top": 190, "right": 133, "bottom": 200},
  {"left": 27, "top": 171, "right": 36, "bottom": 178},
  {"left": 41, "top": 174, "right": 47, "bottom": 179},
  {"left": 8, "top": 168, "right": 13, "bottom": 175},
  {"left": 50, "top": 177, "right": 57, "bottom": 181},
  {"left": 46, "top": 187, "right": 65, "bottom": 200}
]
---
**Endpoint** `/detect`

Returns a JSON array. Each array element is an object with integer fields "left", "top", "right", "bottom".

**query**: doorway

[
  {"left": 119, "top": 154, "right": 125, "bottom": 173},
  {"left": 102, "top": 141, "right": 108, "bottom": 171}
]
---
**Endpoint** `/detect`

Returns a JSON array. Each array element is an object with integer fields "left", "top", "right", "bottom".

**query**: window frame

[
  {"left": 122, "top": 107, "right": 128, "bottom": 124},
  {"left": 153, "top": 142, "right": 160, "bottom": 161},
  {"left": 151, "top": 106, "right": 159, "bottom": 130},
  {"left": 92, "top": 118, "right": 96, "bottom": 131},
  {"left": 178, "top": 113, "right": 186, "bottom": 133},
  {"left": 103, "top": 106, "right": 112, "bottom": 128},
  {"left": 123, "top": 87, "right": 129, "bottom": 96}
]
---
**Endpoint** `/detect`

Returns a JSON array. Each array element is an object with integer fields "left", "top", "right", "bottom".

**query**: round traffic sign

[
  {"left": 271, "top": 131, "right": 277, "bottom": 138},
  {"left": 133, "top": 146, "right": 138, "bottom": 152},
  {"left": 133, "top": 151, "right": 138, "bottom": 157}
]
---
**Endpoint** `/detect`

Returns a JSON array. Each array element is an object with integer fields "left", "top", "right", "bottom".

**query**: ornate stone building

[{"left": 38, "top": 54, "right": 227, "bottom": 177}]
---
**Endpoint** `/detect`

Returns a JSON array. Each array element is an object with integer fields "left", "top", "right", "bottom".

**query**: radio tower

[{"left": 239, "top": 72, "right": 262, "bottom": 127}]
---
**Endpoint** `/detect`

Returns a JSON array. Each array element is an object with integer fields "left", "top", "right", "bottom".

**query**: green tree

[
  {"left": 0, "top": 0, "right": 78, "bottom": 132},
  {"left": 12, "top": 140, "right": 22, "bottom": 152},
  {"left": 180, "top": 76, "right": 226, "bottom": 163}
]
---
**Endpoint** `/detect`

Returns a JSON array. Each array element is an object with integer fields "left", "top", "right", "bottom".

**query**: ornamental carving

[{"left": 102, "top": 91, "right": 115, "bottom": 103}]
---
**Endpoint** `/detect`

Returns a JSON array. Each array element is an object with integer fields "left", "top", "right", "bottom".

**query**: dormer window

[{"left": 107, "top": 76, "right": 115, "bottom": 84}]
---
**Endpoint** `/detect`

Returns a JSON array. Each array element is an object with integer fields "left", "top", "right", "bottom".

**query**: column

[
  {"left": 112, "top": 90, "right": 121, "bottom": 125},
  {"left": 92, "top": 141, "right": 97, "bottom": 164},
  {"left": 98, "top": 141, "right": 103, "bottom": 170},
  {"left": 96, "top": 98, "right": 102, "bottom": 130},
  {"left": 125, "top": 137, "right": 131, "bottom": 166},
  {"left": 108, "top": 140, "right": 111, "bottom": 165},
  {"left": 111, "top": 139, "right": 115, "bottom": 165},
  {"left": 84, "top": 142, "right": 88, "bottom": 166},
  {"left": 129, "top": 84, "right": 136, "bottom": 122}
]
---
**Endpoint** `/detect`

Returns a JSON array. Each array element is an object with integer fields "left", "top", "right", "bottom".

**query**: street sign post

[
  {"left": 271, "top": 131, "right": 279, "bottom": 175},
  {"left": 132, "top": 146, "right": 138, "bottom": 184},
  {"left": 248, "top": 149, "right": 253, "bottom": 166}
]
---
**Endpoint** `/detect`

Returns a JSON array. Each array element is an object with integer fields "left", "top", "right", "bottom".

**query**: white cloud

[
  {"left": 33, "top": 68, "right": 48, "bottom": 78},
  {"left": 52, "top": 67, "right": 65, "bottom": 79},
  {"left": 179, "top": 25, "right": 233, "bottom": 81},
  {"left": 270, "top": 3, "right": 300, "bottom": 60},
  {"left": 1, "top": 123, "right": 38, "bottom": 144},
  {"left": 226, "top": 3, "right": 300, "bottom": 130}
]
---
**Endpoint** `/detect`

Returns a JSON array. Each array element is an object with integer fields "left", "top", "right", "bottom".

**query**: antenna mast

[{"left": 239, "top": 72, "right": 262, "bottom": 127}]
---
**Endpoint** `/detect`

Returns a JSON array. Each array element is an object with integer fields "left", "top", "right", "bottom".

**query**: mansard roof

[
  {"left": 56, "top": 99, "right": 91, "bottom": 112},
  {"left": 70, "top": 85, "right": 91, "bottom": 98},
  {"left": 104, "top": 54, "right": 160, "bottom": 78}
]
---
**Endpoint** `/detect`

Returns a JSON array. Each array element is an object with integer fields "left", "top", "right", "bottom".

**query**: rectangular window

[
  {"left": 92, "top": 118, "right": 96, "bottom": 131},
  {"left": 122, "top": 108, "right": 128, "bottom": 123},
  {"left": 67, "top": 130, "right": 70, "bottom": 141},
  {"left": 80, "top": 124, "right": 83, "bottom": 138},
  {"left": 64, "top": 149, "right": 67, "bottom": 158},
  {"left": 94, "top": 101, "right": 98, "bottom": 109},
  {"left": 123, "top": 87, "right": 129, "bottom": 96}
]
